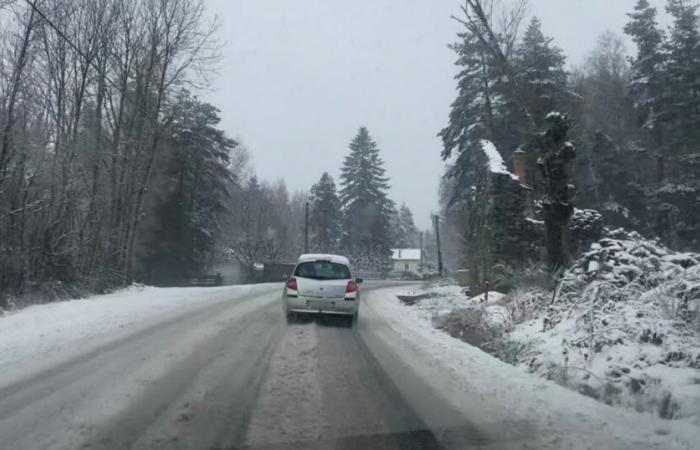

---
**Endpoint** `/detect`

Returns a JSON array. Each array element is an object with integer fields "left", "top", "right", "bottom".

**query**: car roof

[{"left": 297, "top": 253, "right": 350, "bottom": 266}]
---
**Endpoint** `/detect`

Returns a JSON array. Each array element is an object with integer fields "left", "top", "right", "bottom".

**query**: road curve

[{"left": 0, "top": 282, "right": 456, "bottom": 450}]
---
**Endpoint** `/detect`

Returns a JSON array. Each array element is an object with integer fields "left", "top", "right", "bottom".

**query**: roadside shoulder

[{"left": 359, "top": 286, "right": 700, "bottom": 450}]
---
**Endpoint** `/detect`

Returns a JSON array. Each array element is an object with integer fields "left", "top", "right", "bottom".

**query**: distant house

[{"left": 391, "top": 248, "right": 422, "bottom": 273}]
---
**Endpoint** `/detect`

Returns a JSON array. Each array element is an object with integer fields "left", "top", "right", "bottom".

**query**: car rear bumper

[{"left": 284, "top": 295, "right": 358, "bottom": 315}]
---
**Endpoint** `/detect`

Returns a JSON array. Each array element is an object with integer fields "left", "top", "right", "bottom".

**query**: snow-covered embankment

[{"left": 362, "top": 282, "right": 700, "bottom": 449}]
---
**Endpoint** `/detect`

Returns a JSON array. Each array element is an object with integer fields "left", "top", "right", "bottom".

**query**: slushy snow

[{"left": 0, "top": 284, "right": 277, "bottom": 387}]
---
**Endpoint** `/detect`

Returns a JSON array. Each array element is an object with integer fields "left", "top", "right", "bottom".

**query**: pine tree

[
  {"left": 143, "top": 91, "right": 236, "bottom": 284},
  {"left": 439, "top": 30, "right": 498, "bottom": 163},
  {"left": 391, "top": 203, "right": 419, "bottom": 248},
  {"left": 510, "top": 17, "right": 570, "bottom": 196},
  {"left": 624, "top": 0, "right": 666, "bottom": 132},
  {"left": 339, "top": 127, "right": 395, "bottom": 266},
  {"left": 439, "top": 26, "right": 508, "bottom": 202},
  {"left": 309, "top": 172, "right": 342, "bottom": 252},
  {"left": 515, "top": 17, "right": 569, "bottom": 129},
  {"left": 664, "top": 0, "right": 700, "bottom": 154},
  {"left": 440, "top": 14, "right": 520, "bottom": 286}
]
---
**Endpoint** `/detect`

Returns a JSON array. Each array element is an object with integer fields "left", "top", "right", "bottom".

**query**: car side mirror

[{"left": 355, "top": 277, "right": 363, "bottom": 284}]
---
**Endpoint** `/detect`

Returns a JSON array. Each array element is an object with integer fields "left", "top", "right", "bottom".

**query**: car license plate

[
  {"left": 308, "top": 300, "right": 333, "bottom": 310},
  {"left": 308, "top": 300, "right": 323, "bottom": 310}
]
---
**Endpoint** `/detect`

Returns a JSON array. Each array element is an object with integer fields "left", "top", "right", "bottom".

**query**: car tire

[
  {"left": 285, "top": 311, "right": 295, "bottom": 324},
  {"left": 350, "top": 311, "right": 358, "bottom": 327}
]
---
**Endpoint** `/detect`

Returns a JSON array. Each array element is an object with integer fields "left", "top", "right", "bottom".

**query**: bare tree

[{"left": 0, "top": 0, "right": 222, "bottom": 305}]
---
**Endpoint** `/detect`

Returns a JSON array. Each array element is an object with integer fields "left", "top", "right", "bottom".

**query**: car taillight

[
  {"left": 345, "top": 280, "right": 358, "bottom": 294},
  {"left": 287, "top": 277, "right": 297, "bottom": 291}
]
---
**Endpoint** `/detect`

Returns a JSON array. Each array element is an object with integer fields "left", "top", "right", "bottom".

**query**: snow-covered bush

[
  {"left": 571, "top": 208, "right": 604, "bottom": 238},
  {"left": 0, "top": 294, "right": 16, "bottom": 315},
  {"left": 506, "top": 230, "right": 700, "bottom": 423},
  {"left": 570, "top": 208, "right": 605, "bottom": 255},
  {"left": 491, "top": 262, "right": 551, "bottom": 293},
  {"left": 435, "top": 307, "right": 502, "bottom": 347},
  {"left": 393, "top": 235, "right": 700, "bottom": 424}
]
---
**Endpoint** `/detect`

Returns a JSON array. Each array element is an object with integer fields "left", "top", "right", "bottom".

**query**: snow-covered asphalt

[
  {"left": 3, "top": 282, "right": 698, "bottom": 449},
  {"left": 0, "top": 282, "right": 454, "bottom": 450}
]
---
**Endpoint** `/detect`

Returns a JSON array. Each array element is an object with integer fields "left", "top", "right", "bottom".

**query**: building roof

[
  {"left": 391, "top": 248, "right": 421, "bottom": 261},
  {"left": 297, "top": 253, "right": 350, "bottom": 266}
]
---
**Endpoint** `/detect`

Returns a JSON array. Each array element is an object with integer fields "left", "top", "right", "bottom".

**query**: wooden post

[
  {"left": 304, "top": 201, "right": 309, "bottom": 253},
  {"left": 433, "top": 215, "right": 443, "bottom": 277},
  {"left": 419, "top": 231, "right": 424, "bottom": 267}
]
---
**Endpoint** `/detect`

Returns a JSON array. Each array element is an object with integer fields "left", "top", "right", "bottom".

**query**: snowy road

[
  {"left": 3, "top": 283, "right": 697, "bottom": 450},
  {"left": 0, "top": 282, "right": 454, "bottom": 450}
]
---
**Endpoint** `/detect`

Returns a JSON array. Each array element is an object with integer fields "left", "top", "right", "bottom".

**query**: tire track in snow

[{"left": 243, "top": 323, "right": 325, "bottom": 447}]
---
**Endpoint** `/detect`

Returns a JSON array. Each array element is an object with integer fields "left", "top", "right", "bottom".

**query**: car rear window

[{"left": 294, "top": 261, "right": 351, "bottom": 280}]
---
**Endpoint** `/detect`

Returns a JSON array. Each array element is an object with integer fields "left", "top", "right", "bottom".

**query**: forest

[
  {"left": 440, "top": 0, "right": 700, "bottom": 291},
  {"left": 0, "top": 0, "right": 420, "bottom": 307},
  {"left": 2, "top": 0, "right": 700, "bottom": 308}
]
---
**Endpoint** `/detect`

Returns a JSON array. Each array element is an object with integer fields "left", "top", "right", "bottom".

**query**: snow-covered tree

[
  {"left": 309, "top": 172, "right": 342, "bottom": 253},
  {"left": 439, "top": 18, "right": 513, "bottom": 206},
  {"left": 339, "top": 127, "right": 395, "bottom": 266},
  {"left": 141, "top": 92, "right": 236, "bottom": 284},
  {"left": 515, "top": 17, "right": 569, "bottom": 129},
  {"left": 624, "top": 0, "right": 666, "bottom": 133},
  {"left": 537, "top": 113, "right": 576, "bottom": 270},
  {"left": 439, "top": 28, "right": 500, "bottom": 163},
  {"left": 391, "top": 203, "right": 419, "bottom": 248},
  {"left": 664, "top": 0, "right": 700, "bottom": 155}
]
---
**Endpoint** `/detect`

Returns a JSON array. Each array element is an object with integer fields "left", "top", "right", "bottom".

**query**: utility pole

[
  {"left": 419, "top": 231, "right": 424, "bottom": 267},
  {"left": 433, "top": 214, "right": 443, "bottom": 277},
  {"left": 304, "top": 201, "right": 309, "bottom": 253}
]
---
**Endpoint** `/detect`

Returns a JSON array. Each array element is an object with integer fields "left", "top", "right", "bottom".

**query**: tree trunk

[
  {"left": 0, "top": 6, "right": 36, "bottom": 187},
  {"left": 537, "top": 114, "right": 576, "bottom": 272}
]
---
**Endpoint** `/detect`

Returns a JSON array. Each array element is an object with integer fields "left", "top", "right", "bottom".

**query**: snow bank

[
  {"left": 0, "top": 284, "right": 278, "bottom": 387},
  {"left": 513, "top": 230, "right": 700, "bottom": 424},
  {"left": 400, "top": 232, "right": 700, "bottom": 428},
  {"left": 364, "top": 286, "right": 700, "bottom": 449}
]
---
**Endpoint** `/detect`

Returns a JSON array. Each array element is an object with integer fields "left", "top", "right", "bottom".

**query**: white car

[{"left": 282, "top": 254, "right": 362, "bottom": 324}]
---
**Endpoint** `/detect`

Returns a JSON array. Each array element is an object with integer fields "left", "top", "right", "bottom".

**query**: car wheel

[
  {"left": 286, "top": 311, "right": 295, "bottom": 323},
  {"left": 350, "top": 311, "right": 358, "bottom": 326}
]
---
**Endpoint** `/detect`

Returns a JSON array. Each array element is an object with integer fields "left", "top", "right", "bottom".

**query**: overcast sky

[{"left": 204, "top": 0, "right": 668, "bottom": 228}]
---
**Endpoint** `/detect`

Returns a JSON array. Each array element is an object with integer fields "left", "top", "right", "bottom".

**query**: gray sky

[{"left": 204, "top": 0, "right": 667, "bottom": 229}]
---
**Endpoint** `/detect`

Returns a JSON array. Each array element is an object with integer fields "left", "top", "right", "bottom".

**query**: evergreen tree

[
  {"left": 339, "top": 127, "right": 395, "bottom": 267},
  {"left": 440, "top": 11, "right": 532, "bottom": 285},
  {"left": 391, "top": 203, "right": 419, "bottom": 248},
  {"left": 309, "top": 172, "right": 342, "bottom": 252},
  {"left": 624, "top": 0, "right": 666, "bottom": 132},
  {"left": 515, "top": 17, "right": 569, "bottom": 129},
  {"left": 439, "top": 26, "right": 507, "bottom": 203},
  {"left": 439, "top": 30, "right": 497, "bottom": 162},
  {"left": 664, "top": 0, "right": 700, "bottom": 155},
  {"left": 143, "top": 91, "right": 236, "bottom": 284},
  {"left": 511, "top": 17, "right": 570, "bottom": 195}
]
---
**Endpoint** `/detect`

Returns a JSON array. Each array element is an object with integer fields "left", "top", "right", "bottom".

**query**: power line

[{"left": 23, "top": 0, "right": 158, "bottom": 122}]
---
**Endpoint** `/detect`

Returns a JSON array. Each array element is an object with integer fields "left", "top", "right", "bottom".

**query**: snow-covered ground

[
  {"left": 0, "top": 283, "right": 278, "bottom": 387},
  {"left": 363, "top": 285, "right": 700, "bottom": 449},
  {"left": 516, "top": 231, "right": 700, "bottom": 425},
  {"left": 379, "top": 230, "right": 700, "bottom": 430}
]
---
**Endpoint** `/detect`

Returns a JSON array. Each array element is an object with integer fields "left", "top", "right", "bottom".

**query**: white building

[{"left": 391, "top": 248, "right": 422, "bottom": 273}]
